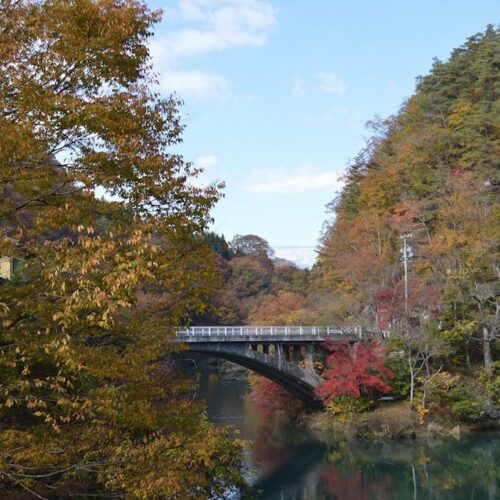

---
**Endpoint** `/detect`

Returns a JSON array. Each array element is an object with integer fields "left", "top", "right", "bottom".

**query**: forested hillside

[
  {"left": 311, "top": 26, "right": 499, "bottom": 414},
  {"left": 196, "top": 233, "right": 312, "bottom": 325}
]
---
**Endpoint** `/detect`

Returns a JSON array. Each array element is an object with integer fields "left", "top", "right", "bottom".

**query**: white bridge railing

[{"left": 176, "top": 325, "right": 361, "bottom": 339}]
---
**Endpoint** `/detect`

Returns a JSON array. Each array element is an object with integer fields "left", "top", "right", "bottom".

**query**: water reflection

[
  {"left": 197, "top": 370, "right": 500, "bottom": 500},
  {"left": 252, "top": 439, "right": 327, "bottom": 499}
]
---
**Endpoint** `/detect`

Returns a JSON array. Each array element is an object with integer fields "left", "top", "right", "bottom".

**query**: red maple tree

[{"left": 315, "top": 341, "right": 393, "bottom": 403}]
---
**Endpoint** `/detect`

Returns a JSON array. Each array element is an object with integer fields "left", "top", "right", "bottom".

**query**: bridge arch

[{"left": 187, "top": 343, "right": 324, "bottom": 408}]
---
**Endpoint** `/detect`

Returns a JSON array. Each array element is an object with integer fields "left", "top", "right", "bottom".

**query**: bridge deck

[{"left": 176, "top": 325, "right": 361, "bottom": 343}]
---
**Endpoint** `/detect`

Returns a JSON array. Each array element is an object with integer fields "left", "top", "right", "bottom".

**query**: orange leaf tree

[{"left": 0, "top": 1, "right": 244, "bottom": 497}]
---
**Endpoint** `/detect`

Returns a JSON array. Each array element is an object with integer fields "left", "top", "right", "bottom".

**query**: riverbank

[{"left": 303, "top": 401, "right": 500, "bottom": 441}]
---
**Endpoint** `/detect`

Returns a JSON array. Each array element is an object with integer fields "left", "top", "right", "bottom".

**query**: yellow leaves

[
  {"left": 0, "top": 0, "right": 239, "bottom": 493},
  {"left": 358, "top": 164, "right": 402, "bottom": 215},
  {"left": 441, "top": 474, "right": 458, "bottom": 491},
  {"left": 328, "top": 451, "right": 342, "bottom": 462},
  {"left": 431, "top": 229, "right": 468, "bottom": 255},
  {"left": 415, "top": 403, "right": 429, "bottom": 425},
  {"left": 448, "top": 99, "right": 473, "bottom": 127},
  {"left": 418, "top": 448, "right": 430, "bottom": 466}
]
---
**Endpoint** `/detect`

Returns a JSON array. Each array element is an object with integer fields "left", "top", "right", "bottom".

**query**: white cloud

[
  {"left": 158, "top": 70, "right": 228, "bottom": 98},
  {"left": 247, "top": 165, "right": 343, "bottom": 194},
  {"left": 195, "top": 154, "right": 219, "bottom": 170},
  {"left": 150, "top": 1, "right": 275, "bottom": 100},
  {"left": 315, "top": 72, "right": 347, "bottom": 95},
  {"left": 291, "top": 78, "right": 305, "bottom": 97},
  {"left": 152, "top": 0, "right": 276, "bottom": 65}
]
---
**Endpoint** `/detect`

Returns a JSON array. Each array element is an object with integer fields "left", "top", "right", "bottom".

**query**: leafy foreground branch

[{"left": 0, "top": 0, "right": 245, "bottom": 497}]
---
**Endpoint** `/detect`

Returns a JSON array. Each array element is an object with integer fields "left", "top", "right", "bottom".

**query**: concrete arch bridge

[{"left": 176, "top": 326, "right": 369, "bottom": 408}]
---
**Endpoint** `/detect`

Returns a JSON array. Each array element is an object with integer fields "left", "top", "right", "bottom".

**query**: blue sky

[{"left": 148, "top": 0, "right": 497, "bottom": 267}]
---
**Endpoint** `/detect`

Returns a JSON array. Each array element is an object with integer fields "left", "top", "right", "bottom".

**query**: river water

[{"left": 197, "top": 369, "right": 500, "bottom": 500}]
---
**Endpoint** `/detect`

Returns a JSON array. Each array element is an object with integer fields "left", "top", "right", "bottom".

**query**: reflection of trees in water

[
  {"left": 321, "top": 435, "right": 500, "bottom": 500},
  {"left": 250, "top": 431, "right": 500, "bottom": 499},
  {"left": 250, "top": 437, "right": 327, "bottom": 499},
  {"left": 251, "top": 422, "right": 291, "bottom": 473},
  {"left": 248, "top": 374, "right": 306, "bottom": 474},
  {"left": 245, "top": 379, "right": 499, "bottom": 500},
  {"left": 412, "top": 437, "right": 500, "bottom": 499},
  {"left": 319, "top": 466, "right": 391, "bottom": 500}
]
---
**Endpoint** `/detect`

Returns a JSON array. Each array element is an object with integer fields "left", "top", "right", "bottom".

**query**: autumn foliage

[
  {"left": 315, "top": 341, "right": 393, "bottom": 403},
  {"left": 314, "top": 26, "right": 499, "bottom": 408},
  {"left": 319, "top": 466, "right": 392, "bottom": 500},
  {"left": 0, "top": 1, "right": 244, "bottom": 497}
]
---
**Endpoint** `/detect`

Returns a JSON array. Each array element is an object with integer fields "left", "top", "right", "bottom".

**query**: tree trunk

[
  {"left": 409, "top": 356, "right": 415, "bottom": 402},
  {"left": 483, "top": 326, "right": 493, "bottom": 374}
]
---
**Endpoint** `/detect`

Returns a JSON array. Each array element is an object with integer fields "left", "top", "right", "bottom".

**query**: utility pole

[{"left": 400, "top": 233, "right": 412, "bottom": 319}]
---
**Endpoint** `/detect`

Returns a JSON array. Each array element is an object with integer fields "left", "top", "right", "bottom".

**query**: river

[{"left": 197, "top": 367, "right": 500, "bottom": 500}]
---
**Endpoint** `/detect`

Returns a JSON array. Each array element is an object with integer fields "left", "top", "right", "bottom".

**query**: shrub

[
  {"left": 418, "top": 372, "right": 484, "bottom": 422},
  {"left": 326, "top": 396, "right": 374, "bottom": 421},
  {"left": 480, "top": 361, "right": 500, "bottom": 405},
  {"left": 385, "top": 354, "right": 411, "bottom": 397},
  {"left": 449, "top": 390, "right": 484, "bottom": 421}
]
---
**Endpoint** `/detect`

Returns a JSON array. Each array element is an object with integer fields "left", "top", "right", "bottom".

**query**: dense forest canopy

[{"left": 195, "top": 232, "right": 312, "bottom": 325}]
